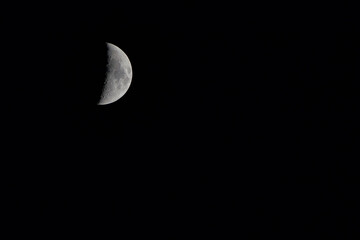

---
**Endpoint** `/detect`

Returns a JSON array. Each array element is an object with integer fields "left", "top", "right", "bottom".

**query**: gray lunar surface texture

[{"left": 98, "top": 43, "right": 132, "bottom": 105}]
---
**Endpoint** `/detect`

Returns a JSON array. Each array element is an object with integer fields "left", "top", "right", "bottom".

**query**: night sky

[{"left": 2, "top": 2, "right": 359, "bottom": 236}]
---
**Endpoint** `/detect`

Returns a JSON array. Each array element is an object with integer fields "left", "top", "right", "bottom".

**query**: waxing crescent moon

[{"left": 98, "top": 43, "right": 133, "bottom": 105}]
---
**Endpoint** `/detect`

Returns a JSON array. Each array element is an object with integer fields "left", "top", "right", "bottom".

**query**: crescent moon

[{"left": 98, "top": 43, "right": 133, "bottom": 105}]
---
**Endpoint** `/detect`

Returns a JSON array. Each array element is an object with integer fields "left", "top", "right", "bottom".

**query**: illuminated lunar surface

[{"left": 98, "top": 43, "right": 132, "bottom": 105}]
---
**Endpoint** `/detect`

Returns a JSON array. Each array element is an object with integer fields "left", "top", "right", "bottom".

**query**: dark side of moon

[{"left": 57, "top": 41, "right": 132, "bottom": 107}]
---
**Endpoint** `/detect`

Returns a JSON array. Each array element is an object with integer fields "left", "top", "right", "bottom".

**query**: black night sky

[{"left": 2, "top": 2, "right": 359, "bottom": 237}]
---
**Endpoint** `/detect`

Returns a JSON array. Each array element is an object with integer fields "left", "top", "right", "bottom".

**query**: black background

[{"left": 1, "top": 1, "right": 359, "bottom": 237}]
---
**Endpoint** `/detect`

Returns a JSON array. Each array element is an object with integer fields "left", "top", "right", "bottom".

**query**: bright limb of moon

[{"left": 98, "top": 42, "right": 133, "bottom": 105}]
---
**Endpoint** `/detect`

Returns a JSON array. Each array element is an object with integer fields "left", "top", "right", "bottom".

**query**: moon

[{"left": 98, "top": 43, "right": 133, "bottom": 105}]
